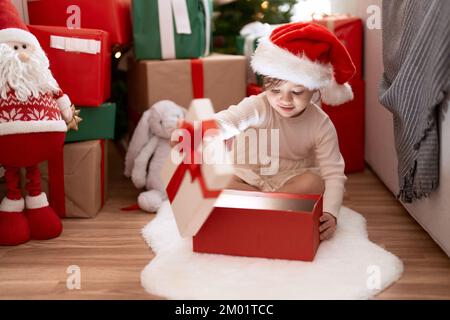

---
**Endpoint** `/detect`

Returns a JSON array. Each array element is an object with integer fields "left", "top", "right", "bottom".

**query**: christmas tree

[{"left": 213, "top": 0, "right": 298, "bottom": 54}]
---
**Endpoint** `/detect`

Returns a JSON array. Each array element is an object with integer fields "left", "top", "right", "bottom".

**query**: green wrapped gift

[
  {"left": 236, "top": 35, "right": 263, "bottom": 85},
  {"left": 236, "top": 22, "right": 276, "bottom": 85},
  {"left": 236, "top": 35, "right": 258, "bottom": 56},
  {"left": 65, "top": 103, "right": 116, "bottom": 143},
  {"left": 133, "top": 0, "right": 212, "bottom": 60}
]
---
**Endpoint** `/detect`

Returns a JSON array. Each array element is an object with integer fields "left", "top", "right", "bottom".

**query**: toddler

[{"left": 213, "top": 22, "right": 356, "bottom": 240}]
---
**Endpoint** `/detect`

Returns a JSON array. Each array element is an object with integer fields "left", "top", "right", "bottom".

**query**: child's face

[{"left": 266, "top": 81, "right": 315, "bottom": 118}]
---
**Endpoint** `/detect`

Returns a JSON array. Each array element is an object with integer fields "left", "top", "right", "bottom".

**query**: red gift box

[
  {"left": 193, "top": 190, "right": 323, "bottom": 261},
  {"left": 312, "top": 15, "right": 363, "bottom": 78},
  {"left": 27, "top": 0, "right": 132, "bottom": 45},
  {"left": 322, "top": 78, "right": 365, "bottom": 173},
  {"left": 28, "top": 25, "right": 111, "bottom": 107}
]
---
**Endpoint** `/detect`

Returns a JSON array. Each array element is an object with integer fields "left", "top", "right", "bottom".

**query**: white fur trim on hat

[
  {"left": 320, "top": 79, "right": 354, "bottom": 106},
  {"left": 251, "top": 37, "right": 333, "bottom": 90},
  {"left": 0, "top": 28, "right": 41, "bottom": 48},
  {"left": 25, "top": 193, "right": 49, "bottom": 209},
  {"left": 0, "top": 197, "right": 25, "bottom": 212},
  {"left": 0, "top": 120, "right": 67, "bottom": 136}
]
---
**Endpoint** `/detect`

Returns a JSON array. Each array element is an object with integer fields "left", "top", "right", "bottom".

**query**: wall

[{"left": 330, "top": 0, "right": 399, "bottom": 193}]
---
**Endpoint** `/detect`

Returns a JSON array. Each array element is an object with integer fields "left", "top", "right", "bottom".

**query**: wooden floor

[{"left": 0, "top": 143, "right": 449, "bottom": 300}]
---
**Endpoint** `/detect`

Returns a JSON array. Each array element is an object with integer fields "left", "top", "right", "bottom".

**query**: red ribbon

[
  {"left": 100, "top": 140, "right": 105, "bottom": 208},
  {"left": 166, "top": 162, "right": 221, "bottom": 202},
  {"left": 47, "top": 141, "right": 66, "bottom": 218},
  {"left": 48, "top": 139, "right": 106, "bottom": 217},
  {"left": 178, "top": 118, "right": 218, "bottom": 156},
  {"left": 166, "top": 119, "right": 222, "bottom": 203},
  {"left": 191, "top": 59, "right": 204, "bottom": 99},
  {"left": 121, "top": 203, "right": 141, "bottom": 211}
]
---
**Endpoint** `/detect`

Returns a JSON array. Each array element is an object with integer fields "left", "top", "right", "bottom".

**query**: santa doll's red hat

[
  {"left": 0, "top": 0, "right": 40, "bottom": 48},
  {"left": 251, "top": 22, "right": 356, "bottom": 106}
]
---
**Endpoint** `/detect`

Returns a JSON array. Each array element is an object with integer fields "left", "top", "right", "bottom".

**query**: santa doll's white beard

[{"left": 0, "top": 43, "right": 60, "bottom": 101}]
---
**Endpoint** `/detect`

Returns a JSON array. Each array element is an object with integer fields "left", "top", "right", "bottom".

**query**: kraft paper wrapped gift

[
  {"left": 40, "top": 140, "right": 108, "bottom": 218},
  {"left": 127, "top": 54, "right": 247, "bottom": 117}
]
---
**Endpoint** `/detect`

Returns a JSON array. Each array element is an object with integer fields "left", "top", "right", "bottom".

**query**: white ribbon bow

[
  {"left": 240, "top": 21, "right": 273, "bottom": 57},
  {"left": 50, "top": 35, "right": 101, "bottom": 54},
  {"left": 158, "top": 0, "right": 211, "bottom": 59}
]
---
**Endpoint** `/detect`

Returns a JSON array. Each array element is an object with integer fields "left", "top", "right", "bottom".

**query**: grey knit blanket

[{"left": 379, "top": 0, "right": 450, "bottom": 203}]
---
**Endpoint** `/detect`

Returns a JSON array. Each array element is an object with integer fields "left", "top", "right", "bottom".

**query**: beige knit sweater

[{"left": 213, "top": 92, "right": 346, "bottom": 218}]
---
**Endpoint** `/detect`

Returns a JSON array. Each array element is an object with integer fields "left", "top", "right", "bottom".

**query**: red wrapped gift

[
  {"left": 27, "top": 0, "right": 132, "bottom": 45},
  {"left": 246, "top": 83, "right": 263, "bottom": 97},
  {"left": 322, "top": 78, "right": 365, "bottom": 173},
  {"left": 28, "top": 25, "right": 111, "bottom": 107},
  {"left": 194, "top": 190, "right": 323, "bottom": 261},
  {"left": 312, "top": 15, "right": 363, "bottom": 78}
]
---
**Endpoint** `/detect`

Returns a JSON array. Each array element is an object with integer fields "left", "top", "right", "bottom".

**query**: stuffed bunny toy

[{"left": 124, "top": 100, "right": 186, "bottom": 212}]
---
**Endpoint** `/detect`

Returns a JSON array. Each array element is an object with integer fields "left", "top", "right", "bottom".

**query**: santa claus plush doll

[{"left": 0, "top": 0, "right": 81, "bottom": 245}]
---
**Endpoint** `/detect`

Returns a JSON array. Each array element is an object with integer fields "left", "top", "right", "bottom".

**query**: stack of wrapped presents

[
  {"left": 22, "top": 0, "right": 127, "bottom": 218},
  {"left": 127, "top": 0, "right": 247, "bottom": 131},
  {"left": 239, "top": 15, "right": 365, "bottom": 173}
]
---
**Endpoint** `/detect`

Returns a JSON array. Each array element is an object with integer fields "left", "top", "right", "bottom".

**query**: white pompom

[{"left": 320, "top": 80, "right": 354, "bottom": 106}]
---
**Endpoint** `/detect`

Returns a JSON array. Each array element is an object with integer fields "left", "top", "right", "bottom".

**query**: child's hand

[{"left": 319, "top": 212, "right": 337, "bottom": 241}]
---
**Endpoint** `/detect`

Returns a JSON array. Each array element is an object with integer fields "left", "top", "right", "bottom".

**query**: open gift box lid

[{"left": 162, "top": 99, "right": 234, "bottom": 237}]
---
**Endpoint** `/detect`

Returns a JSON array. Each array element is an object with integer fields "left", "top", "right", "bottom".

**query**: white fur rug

[{"left": 141, "top": 201, "right": 403, "bottom": 300}]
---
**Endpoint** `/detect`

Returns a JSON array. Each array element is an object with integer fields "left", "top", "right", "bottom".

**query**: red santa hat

[
  {"left": 0, "top": 0, "right": 40, "bottom": 48},
  {"left": 251, "top": 22, "right": 356, "bottom": 106}
]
